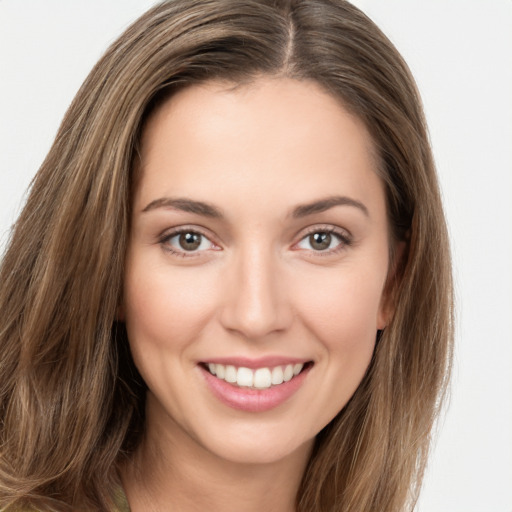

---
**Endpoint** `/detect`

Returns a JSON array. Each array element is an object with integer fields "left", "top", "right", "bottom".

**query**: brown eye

[
  {"left": 163, "top": 230, "right": 213, "bottom": 255},
  {"left": 309, "top": 232, "right": 332, "bottom": 251},
  {"left": 296, "top": 229, "right": 349, "bottom": 254},
  {"left": 179, "top": 232, "right": 202, "bottom": 251}
]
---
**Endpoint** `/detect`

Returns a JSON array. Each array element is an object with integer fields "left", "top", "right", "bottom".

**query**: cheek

[
  {"left": 292, "top": 263, "right": 386, "bottom": 352},
  {"left": 123, "top": 259, "right": 218, "bottom": 354},
  {"left": 282, "top": 263, "right": 387, "bottom": 435}
]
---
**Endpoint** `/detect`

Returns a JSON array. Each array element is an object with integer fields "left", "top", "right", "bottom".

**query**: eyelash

[
  {"left": 297, "top": 225, "right": 353, "bottom": 257},
  {"left": 158, "top": 225, "right": 353, "bottom": 258},
  {"left": 158, "top": 226, "right": 217, "bottom": 258}
]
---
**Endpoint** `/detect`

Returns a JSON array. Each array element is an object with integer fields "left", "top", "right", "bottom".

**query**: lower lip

[{"left": 200, "top": 365, "right": 311, "bottom": 413}]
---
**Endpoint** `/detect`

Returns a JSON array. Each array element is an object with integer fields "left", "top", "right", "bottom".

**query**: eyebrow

[
  {"left": 141, "top": 195, "right": 369, "bottom": 219},
  {"left": 142, "top": 197, "right": 223, "bottom": 218},
  {"left": 291, "top": 195, "right": 369, "bottom": 218}
]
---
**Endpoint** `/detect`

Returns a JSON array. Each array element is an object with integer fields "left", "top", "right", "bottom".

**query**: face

[{"left": 123, "top": 77, "right": 392, "bottom": 466}]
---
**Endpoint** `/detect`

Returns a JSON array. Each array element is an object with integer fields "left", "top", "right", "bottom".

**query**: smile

[
  {"left": 206, "top": 362, "right": 306, "bottom": 389},
  {"left": 200, "top": 360, "right": 313, "bottom": 412}
]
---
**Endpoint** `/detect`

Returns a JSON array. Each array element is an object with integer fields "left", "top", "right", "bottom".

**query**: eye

[
  {"left": 160, "top": 229, "right": 217, "bottom": 256},
  {"left": 296, "top": 228, "right": 351, "bottom": 253}
]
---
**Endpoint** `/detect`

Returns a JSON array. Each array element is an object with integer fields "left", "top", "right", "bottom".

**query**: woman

[{"left": 0, "top": 1, "right": 453, "bottom": 511}]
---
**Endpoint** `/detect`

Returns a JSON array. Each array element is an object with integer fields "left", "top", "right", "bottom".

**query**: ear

[{"left": 377, "top": 240, "right": 407, "bottom": 329}]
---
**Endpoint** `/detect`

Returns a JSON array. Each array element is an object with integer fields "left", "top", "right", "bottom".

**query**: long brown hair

[{"left": 0, "top": 1, "right": 453, "bottom": 510}]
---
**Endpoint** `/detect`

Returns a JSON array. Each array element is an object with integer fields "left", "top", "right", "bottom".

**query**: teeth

[
  {"left": 271, "top": 366, "right": 284, "bottom": 385},
  {"left": 216, "top": 364, "right": 225, "bottom": 379},
  {"left": 206, "top": 362, "right": 305, "bottom": 389},
  {"left": 225, "top": 365, "right": 237, "bottom": 383},
  {"left": 283, "top": 364, "right": 294, "bottom": 382},
  {"left": 237, "top": 367, "right": 253, "bottom": 387},
  {"left": 253, "top": 368, "right": 272, "bottom": 389}
]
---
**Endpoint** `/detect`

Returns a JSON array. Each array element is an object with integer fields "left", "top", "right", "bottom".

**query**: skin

[{"left": 121, "top": 76, "right": 393, "bottom": 511}]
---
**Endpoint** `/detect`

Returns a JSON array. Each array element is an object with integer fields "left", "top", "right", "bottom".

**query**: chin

[{"left": 190, "top": 420, "right": 317, "bottom": 467}]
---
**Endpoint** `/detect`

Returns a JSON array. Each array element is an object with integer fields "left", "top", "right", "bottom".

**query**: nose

[{"left": 219, "top": 246, "right": 293, "bottom": 340}]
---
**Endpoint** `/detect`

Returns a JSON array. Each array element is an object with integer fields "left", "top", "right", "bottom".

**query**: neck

[{"left": 121, "top": 406, "right": 312, "bottom": 512}]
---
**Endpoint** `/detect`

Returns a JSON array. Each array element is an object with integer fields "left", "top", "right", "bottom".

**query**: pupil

[
  {"left": 179, "top": 232, "right": 201, "bottom": 251},
  {"left": 310, "top": 232, "right": 331, "bottom": 250}
]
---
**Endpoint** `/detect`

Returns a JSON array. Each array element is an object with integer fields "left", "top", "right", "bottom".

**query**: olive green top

[
  {"left": 114, "top": 487, "right": 131, "bottom": 512},
  {"left": 18, "top": 490, "right": 130, "bottom": 512}
]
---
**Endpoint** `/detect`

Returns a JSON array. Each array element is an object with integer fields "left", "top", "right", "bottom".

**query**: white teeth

[
  {"left": 225, "top": 365, "right": 237, "bottom": 383},
  {"left": 216, "top": 364, "right": 225, "bottom": 379},
  {"left": 206, "top": 362, "right": 305, "bottom": 389},
  {"left": 283, "top": 364, "right": 294, "bottom": 382},
  {"left": 253, "top": 368, "right": 272, "bottom": 389},
  {"left": 271, "top": 366, "right": 284, "bottom": 385},
  {"left": 237, "top": 367, "right": 254, "bottom": 387}
]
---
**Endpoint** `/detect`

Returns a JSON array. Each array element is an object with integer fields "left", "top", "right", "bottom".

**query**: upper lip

[{"left": 200, "top": 356, "right": 312, "bottom": 369}]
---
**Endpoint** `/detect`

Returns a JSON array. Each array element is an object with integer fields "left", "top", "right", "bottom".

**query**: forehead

[
  {"left": 134, "top": 77, "right": 384, "bottom": 220},
  {"left": 140, "top": 77, "right": 376, "bottom": 159}
]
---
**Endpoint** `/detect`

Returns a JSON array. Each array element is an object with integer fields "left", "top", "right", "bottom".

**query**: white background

[{"left": 0, "top": 1, "right": 511, "bottom": 511}]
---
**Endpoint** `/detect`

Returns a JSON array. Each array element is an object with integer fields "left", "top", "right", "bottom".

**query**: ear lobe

[
  {"left": 377, "top": 240, "right": 407, "bottom": 329},
  {"left": 377, "top": 294, "right": 392, "bottom": 330}
]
